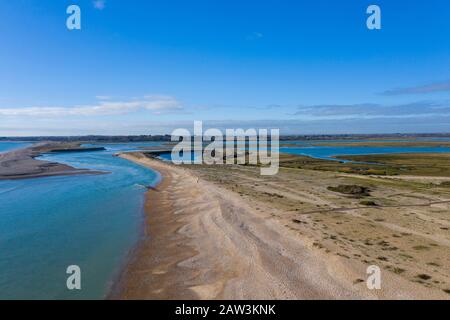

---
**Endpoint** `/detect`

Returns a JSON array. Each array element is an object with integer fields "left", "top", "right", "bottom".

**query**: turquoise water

[
  {"left": 159, "top": 141, "right": 450, "bottom": 163},
  {"left": 279, "top": 145, "right": 450, "bottom": 161},
  {"left": 0, "top": 142, "right": 31, "bottom": 153},
  {"left": 158, "top": 151, "right": 198, "bottom": 162},
  {"left": 82, "top": 142, "right": 164, "bottom": 153},
  {"left": 281, "top": 138, "right": 450, "bottom": 146},
  {"left": 0, "top": 143, "right": 160, "bottom": 299},
  {"left": 1, "top": 140, "right": 450, "bottom": 299}
]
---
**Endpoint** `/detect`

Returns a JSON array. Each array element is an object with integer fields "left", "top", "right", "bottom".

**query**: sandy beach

[{"left": 114, "top": 153, "right": 449, "bottom": 299}]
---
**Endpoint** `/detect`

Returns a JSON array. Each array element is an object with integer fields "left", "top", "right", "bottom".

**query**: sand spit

[
  {"left": 114, "top": 153, "right": 448, "bottom": 299},
  {"left": 0, "top": 142, "right": 105, "bottom": 180}
]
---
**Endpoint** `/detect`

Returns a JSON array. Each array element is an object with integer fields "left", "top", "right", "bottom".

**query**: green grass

[{"left": 279, "top": 153, "right": 450, "bottom": 177}]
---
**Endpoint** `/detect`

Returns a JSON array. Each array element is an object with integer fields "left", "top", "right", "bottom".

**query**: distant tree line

[
  {"left": 1, "top": 133, "right": 449, "bottom": 142},
  {"left": 0, "top": 135, "right": 172, "bottom": 142}
]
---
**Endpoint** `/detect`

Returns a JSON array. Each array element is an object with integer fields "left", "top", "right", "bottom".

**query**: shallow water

[
  {"left": 279, "top": 145, "right": 450, "bottom": 161},
  {"left": 161, "top": 140, "right": 450, "bottom": 163},
  {"left": 1, "top": 139, "right": 450, "bottom": 299},
  {"left": 0, "top": 141, "right": 31, "bottom": 153},
  {"left": 0, "top": 143, "right": 160, "bottom": 299}
]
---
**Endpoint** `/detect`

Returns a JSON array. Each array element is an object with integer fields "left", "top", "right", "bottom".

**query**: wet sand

[
  {"left": 0, "top": 142, "right": 104, "bottom": 180},
  {"left": 115, "top": 153, "right": 449, "bottom": 299}
]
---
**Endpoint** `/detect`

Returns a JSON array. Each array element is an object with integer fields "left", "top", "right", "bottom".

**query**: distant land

[
  {"left": 0, "top": 135, "right": 173, "bottom": 143},
  {"left": 1, "top": 133, "right": 450, "bottom": 143}
]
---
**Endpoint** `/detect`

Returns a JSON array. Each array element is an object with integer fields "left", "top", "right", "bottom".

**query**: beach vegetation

[{"left": 327, "top": 185, "right": 370, "bottom": 197}]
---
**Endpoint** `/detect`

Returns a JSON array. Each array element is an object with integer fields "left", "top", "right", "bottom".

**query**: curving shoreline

[
  {"left": 113, "top": 152, "right": 449, "bottom": 299},
  {"left": 110, "top": 153, "right": 199, "bottom": 299},
  {"left": 112, "top": 153, "right": 365, "bottom": 299}
]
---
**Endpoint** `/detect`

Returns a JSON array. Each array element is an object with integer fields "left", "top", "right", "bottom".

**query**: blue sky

[{"left": 0, "top": 0, "right": 449, "bottom": 135}]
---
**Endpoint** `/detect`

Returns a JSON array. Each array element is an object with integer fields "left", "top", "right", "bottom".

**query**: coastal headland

[{"left": 114, "top": 152, "right": 450, "bottom": 299}]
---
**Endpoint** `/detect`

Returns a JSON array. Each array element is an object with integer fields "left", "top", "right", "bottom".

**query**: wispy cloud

[
  {"left": 294, "top": 101, "right": 450, "bottom": 120},
  {"left": 246, "top": 32, "right": 263, "bottom": 40},
  {"left": 93, "top": 0, "right": 106, "bottom": 10},
  {"left": 95, "top": 95, "right": 112, "bottom": 100},
  {"left": 0, "top": 95, "right": 183, "bottom": 117},
  {"left": 382, "top": 80, "right": 450, "bottom": 95}
]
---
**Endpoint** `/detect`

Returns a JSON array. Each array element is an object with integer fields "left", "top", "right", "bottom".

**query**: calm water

[
  {"left": 1, "top": 140, "right": 450, "bottom": 299},
  {"left": 0, "top": 143, "right": 160, "bottom": 299},
  {"left": 0, "top": 142, "right": 31, "bottom": 153},
  {"left": 161, "top": 140, "right": 450, "bottom": 162},
  {"left": 280, "top": 145, "right": 450, "bottom": 161}
]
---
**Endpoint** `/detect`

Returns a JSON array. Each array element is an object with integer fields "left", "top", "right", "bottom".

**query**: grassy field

[
  {"left": 179, "top": 151, "right": 450, "bottom": 295},
  {"left": 278, "top": 153, "right": 450, "bottom": 178}
]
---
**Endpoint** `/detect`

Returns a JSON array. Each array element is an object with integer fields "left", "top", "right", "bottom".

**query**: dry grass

[{"left": 183, "top": 154, "right": 450, "bottom": 294}]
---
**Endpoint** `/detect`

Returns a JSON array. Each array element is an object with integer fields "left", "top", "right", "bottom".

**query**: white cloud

[
  {"left": 0, "top": 95, "right": 183, "bottom": 117},
  {"left": 93, "top": 0, "right": 106, "bottom": 10}
]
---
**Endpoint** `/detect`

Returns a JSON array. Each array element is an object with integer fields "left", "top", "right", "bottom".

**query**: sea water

[
  {"left": 0, "top": 142, "right": 31, "bottom": 153},
  {"left": 0, "top": 143, "right": 160, "bottom": 299},
  {"left": 280, "top": 145, "right": 450, "bottom": 161},
  {"left": 1, "top": 140, "right": 450, "bottom": 299}
]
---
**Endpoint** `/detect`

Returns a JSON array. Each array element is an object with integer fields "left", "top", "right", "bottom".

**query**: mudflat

[
  {"left": 115, "top": 152, "right": 449, "bottom": 299},
  {"left": 0, "top": 142, "right": 105, "bottom": 180}
]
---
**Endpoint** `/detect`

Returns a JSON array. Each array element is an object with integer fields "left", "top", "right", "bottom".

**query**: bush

[
  {"left": 360, "top": 200, "right": 377, "bottom": 206},
  {"left": 327, "top": 185, "right": 370, "bottom": 197}
]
